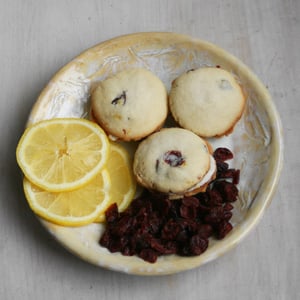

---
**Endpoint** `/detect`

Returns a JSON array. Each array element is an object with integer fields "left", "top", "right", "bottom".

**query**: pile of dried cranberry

[{"left": 100, "top": 148, "right": 240, "bottom": 263}]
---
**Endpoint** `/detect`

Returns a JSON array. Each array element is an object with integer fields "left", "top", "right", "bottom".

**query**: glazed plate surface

[{"left": 27, "top": 32, "right": 283, "bottom": 275}]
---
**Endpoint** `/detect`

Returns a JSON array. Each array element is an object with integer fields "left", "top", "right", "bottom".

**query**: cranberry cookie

[
  {"left": 133, "top": 128, "right": 216, "bottom": 198},
  {"left": 91, "top": 68, "right": 168, "bottom": 141},
  {"left": 169, "top": 67, "right": 246, "bottom": 137}
]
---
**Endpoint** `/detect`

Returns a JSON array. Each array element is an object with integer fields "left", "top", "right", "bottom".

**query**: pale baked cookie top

[
  {"left": 91, "top": 68, "right": 168, "bottom": 141},
  {"left": 169, "top": 67, "right": 246, "bottom": 137},
  {"left": 133, "top": 128, "right": 211, "bottom": 194}
]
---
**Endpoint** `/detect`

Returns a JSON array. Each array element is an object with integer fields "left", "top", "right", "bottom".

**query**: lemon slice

[
  {"left": 16, "top": 118, "right": 110, "bottom": 192},
  {"left": 23, "top": 169, "right": 111, "bottom": 226},
  {"left": 95, "top": 143, "right": 136, "bottom": 222}
]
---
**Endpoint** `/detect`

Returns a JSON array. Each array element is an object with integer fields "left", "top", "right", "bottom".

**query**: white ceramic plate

[{"left": 27, "top": 32, "right": 283, "bottom": 275}]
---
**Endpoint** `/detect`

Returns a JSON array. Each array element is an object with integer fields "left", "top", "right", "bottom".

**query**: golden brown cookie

[
  {"left": 169, "top": 67, "right": 246, "bottom": 137},
  {"left": 133, "top": 128, "right": 216, "bottom": 198},
  {"left": 91, "top": 68, "right": 168, "bottom": 141}
]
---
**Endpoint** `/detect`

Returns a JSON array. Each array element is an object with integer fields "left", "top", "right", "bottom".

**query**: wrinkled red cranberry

[
  {"left": 169, "top": 200, "right": 181, "bottom": 219},
  {"left": 161, "top": 220, "right": 181, "bottom": 240},
  {"left": 180, "top": 204, "right": 198, "bottom": 219},
  {"left": 214, "top": 181, "right": 239, "bottom": 202},
  {"left": 105, "top": 203, "right": 119, "bottom": 223},
  {"left": 150, "top": 238, "right": 177, "bottom": 254},
  {"left": 178, "top": 218, "right": 198, "bottom": 235},
  {"left": 121, "top": 246, "right": 135, "bottom": 256},
  {"left": 218, "top": 168, "right": 240, "bottom": 184},
  {"left": 207, "top": 190, "right": 223, "bottom": 206},
  {"left": 163, "top": 241, "right": 178, "bottom": 254},
  {"left": 110, "top": 215, "right": 133, "bottom": 236},
  {"left": 224, "top": 211, "right": 233, "bottom": 221},
  {"left": 215, "top": 221, "right": 233, "bottom": 239},
  {"left": 204, "top": 206, "right": 226, "bottom": 224},
  {"left": 150, "top": 238, "right": 167, "bottom": 253},
  {"left": 189, "top": 235, "right": 209, "bottom": 255},
  {"left": 152, "top": 197, "right": 172, "bottom": 216},
  {"left": 139, "top": 249, "right": 158, "bottom": 263},
  {"left": 213, "top": 148, "right": 234, "bottom": 161},
  {"left": 176, "top": 230, "right": 189, "bottom": 243},
  {"left": 232, "top": 169, "right": 240, "bottom": 185},
  {"left": 223, "top": 203, "right": 234, "bottom": 211},
  {"left": 182, "top": 197, "right": 199, "bottom": 207},
  {"left": 163, "top": 150, "right": 185, "bottom": 167},
  {"left": 197, "top": 224, "right": 213, "bottom": 239},
  {"left": 216, "top": 160, "right": 229, "bottom": 177},
  {"left": 107, "top": 237, "right": 127, "bottom": 253},
  {"left": 148, "top": 212, "right": 162, "bottom": 234},
  {"left": 198, "top": 202, "right": 211, "bottom": 214},
  {"left": 99, "top": 230, "right": 110, "bottom": 248},
  {"left": 135, "top": 232, "right": 152, "bottom": 250}
]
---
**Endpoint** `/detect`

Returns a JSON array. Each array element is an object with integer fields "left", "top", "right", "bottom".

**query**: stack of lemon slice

[{"left": 16, "top": 118, "right": 136, "bottom": 226}]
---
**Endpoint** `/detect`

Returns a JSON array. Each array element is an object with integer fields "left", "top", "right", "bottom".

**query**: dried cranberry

[
  {"left": 197, "top": 203, "right": 211, "bottom": 218},
  {"left": 131, "top": 197, "right": 149, "bottom": 213},
  {"left": 135, "top": 223, "right": 149, "bottom": 236},
  {"left": 149, "top": 191, "right": 168, "bottom": 201},
  {"left": 176, "top": 230, "right": 189, "bottom": 243},
  {"left": 169, "top": 200, "right": 181, "bottom": 219},
  {"left": 232, "top": 169, "right": 240, "bottom": 185},
  {"left": 113, "top": 215, "right": 134, "bottom": 236},
  {"left": 163, "top": 241, "right": 178, "bottom": 254},
  {"left": 196, "top": 192, "right": 209, "bottom": 203},
  {"left": 178, "top": 245, "right": 191, "bottom": 256},
  {"left": 214, "top": 181, "right": 239, "bottom": 202},
  {"left": 135, "top": 232, "right": 152, "bottom": 250},
  {"left": 129, "top": 236, "right": 138, "bottom": 252},
  {"left": 218, "top": 168, "right": 240, "bottom": 184},
  {"left": 213, "top": 148, "right": 234, "bottom": 161},
  {"left": 163, "top": 150, "right": 185, "bottom": 167},
  {"left": 223, "top": 203, "right": 234, "bottom": 211},
  {"left": 99, "top": 230, "right": 111, "bottom": 248},
  {"left": 223, "top": 211, "right": 233, "bottom": 221},
  {"left": 204, "top": 206, "right": 225, "bottom": 224},
  {"left": 197, "top": 224, "right": 213, "bottom": 239},
  {"left": 105, "top": 203, "right": 119, "bottom": 223},
  {"left": 136, "top": 207, "right": 149, "bottom": 224},
  {"left": 177, "top": 218, "right": 198, "bottom": 233},
  {"left": 121, "top": 246, "right": 135, "bottom": 256},
  {"left": 150, "top": 238, "right": 166, "bottom": 253},
  {"left": 216, "top": 160, "right": 229, "bottom": 176},
  {"left": 189, "top": 235, "right": 209, "bottom": 255},
  {"left": 182, "top": 197, "right": 199, "bottom": 207},
  {"left": 207, "top": 189, "right": 223, "bottom": 206},
  {"left": 150, "top": 238, "right": 176, "bottom": 254},
  {"left": 161, "top": 220, "right": 181, "bottom": 240},
  {"left": 148, "top": 212, "right": 162, "bottom": 234},
  {"left": 152, "top": 197, "right": 172, "bottom": 216},
  {"left": 180, "top": 204, "right": 198, "bottom": 219},
  {"left": 139, "top": 249, "right": 159, "bottom": 263},
  {"left": 107, "top": 237, "right": 126, "bottom": 253},
  {"left": 215, "top": 221, "right": 233, "bottom": 239}
]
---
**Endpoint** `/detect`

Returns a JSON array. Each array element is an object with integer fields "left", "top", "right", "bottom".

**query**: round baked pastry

[
  {"left": 169, "top": 67, "right": 246, "bottom": 137},
  {"left": 91, "top": 68, "right": 168, "bottom": 141},
  {"left": 133, "top": 128, "right": 216, "bottom": 198}
]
